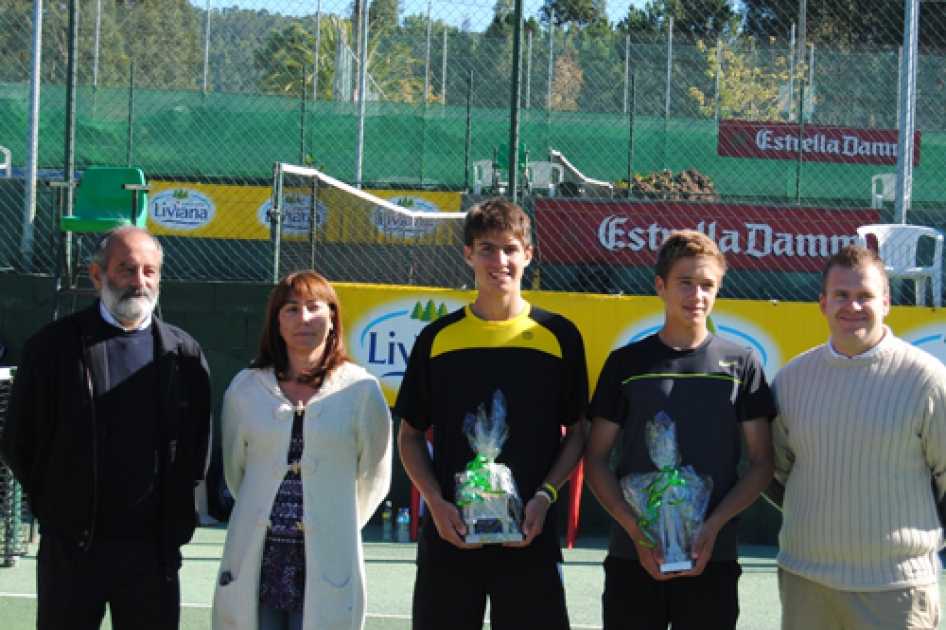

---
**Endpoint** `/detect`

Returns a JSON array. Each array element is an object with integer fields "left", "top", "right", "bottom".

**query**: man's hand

[
  {"left": 504, "top": 493, "right": 551, "bottom": 548},
  {"left": 427, "top": 495, "right": 482, "bottom": 550},
  {"left": 625, "top": 520, "right": 675, "bottom": 581},
  {"left": 675, "top": 522, "right": 720, "bottom": 578}
]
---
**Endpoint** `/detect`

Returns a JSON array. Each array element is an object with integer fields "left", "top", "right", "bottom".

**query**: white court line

[{"left": 0, "top": 594, "right": 602, "bottom": 628}]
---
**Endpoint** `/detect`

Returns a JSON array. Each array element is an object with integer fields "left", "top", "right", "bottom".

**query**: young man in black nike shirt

[{"left": 584, "top": 229, "right": 775, "bottom": 630}]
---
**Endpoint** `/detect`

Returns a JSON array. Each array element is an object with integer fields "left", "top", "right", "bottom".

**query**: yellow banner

[
  {"left": 146, "top": 182, "right": 462, "bottom": 242},
  {"left": 332, "top": 284, "right": 946, "bottom": 405}
]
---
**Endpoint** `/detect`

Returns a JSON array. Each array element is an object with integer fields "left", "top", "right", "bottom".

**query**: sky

[{"left": 194, "top": 0, "right": 637, "bottom": 33}]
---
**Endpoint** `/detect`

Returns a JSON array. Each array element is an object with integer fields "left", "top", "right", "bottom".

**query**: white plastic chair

[
  {"left": 871, "top": 173, "right": 896, "bottom": 209},
  {"left": 0, "top": 146, "right": 10, "bottom": 178},
  {"left": 526, "top": 161, "right": 564, "bottom": 197},
  {"left": 473, "top": 160, "right": 505, "bottom": 195},
  {"left": 856, "top": 224, "right": 944, "bottom": 307}
]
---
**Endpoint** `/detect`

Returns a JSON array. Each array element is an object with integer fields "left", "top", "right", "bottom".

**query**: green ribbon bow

[
  {"left": 637, "top": 466, "right": 687, "bottom": 548},
  {"left": 457, "top": 455, "right": 505, "bottom": 506}
]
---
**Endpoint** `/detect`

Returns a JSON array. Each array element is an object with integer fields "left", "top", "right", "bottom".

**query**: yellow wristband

[{"left": 541, "top": 483, "right": 558, "bottom": 503}]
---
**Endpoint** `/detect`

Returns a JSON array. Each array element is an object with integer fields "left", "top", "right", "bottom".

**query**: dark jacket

[{"left": 0, "top": 302, "right": 212, "bottom": 570}]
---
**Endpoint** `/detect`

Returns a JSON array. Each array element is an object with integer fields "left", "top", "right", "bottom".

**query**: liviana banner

[
  {"left": 334, "top": 283, "right": 946, "bottom": 405},
  {"left": 146, "top": 181, "right": 462, "bottom": 241}
]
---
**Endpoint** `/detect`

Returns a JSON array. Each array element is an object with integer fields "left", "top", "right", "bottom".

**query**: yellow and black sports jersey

[{"left": 394, "top": 302, "right": 588, "bottom": 570}]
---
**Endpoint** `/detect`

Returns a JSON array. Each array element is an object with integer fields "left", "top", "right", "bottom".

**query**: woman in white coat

[{"left": 213, "top": 271, "right": 392, "bottom": 630}]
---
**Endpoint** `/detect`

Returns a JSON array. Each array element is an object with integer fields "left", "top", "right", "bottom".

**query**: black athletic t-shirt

[
  {"left": 589, "top": 333, "right": 776, "bottom": 561},
  {"left": 394, "top": 303, "right": 589, "bottom": 570}
]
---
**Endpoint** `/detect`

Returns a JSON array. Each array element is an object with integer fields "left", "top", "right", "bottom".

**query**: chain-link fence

[
  {"left": 0, "top": 368, "right": 30, "bottom": 566},
  {"left": 1, "top": 0, "right": 945, "bottom": 303}
]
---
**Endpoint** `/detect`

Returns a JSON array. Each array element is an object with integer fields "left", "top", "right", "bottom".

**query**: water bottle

[
  {"left": 381, "top": 501, "right": 393, "bottom": 541},
  {"left": 396, "top": 508, "right": 411, "bottom": 543}
]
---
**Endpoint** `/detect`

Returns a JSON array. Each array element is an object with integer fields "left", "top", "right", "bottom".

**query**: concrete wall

[{"left": 0, "top": 271, "right": 782, "bottom": 543}]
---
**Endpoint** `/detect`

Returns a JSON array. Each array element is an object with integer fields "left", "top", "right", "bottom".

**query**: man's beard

[{"left": 101, "top": 276, "right": 159, "bottom": 325}]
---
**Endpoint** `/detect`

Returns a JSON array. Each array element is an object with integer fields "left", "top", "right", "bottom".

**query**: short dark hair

[
  {"left": 92, "top": 226, "right": 163, "bottom": 270},
  {"left": 251, "top": 270, "right": 350, "bottom": 389},
  {"left": 654, "top": 230, "right": 727, "bottom": 283},
  {"left": 821, "top": 245, "right": 889, "bottom": 295},
  {"left": 462, "top": 197, "right": 532, "bottom": 249}
]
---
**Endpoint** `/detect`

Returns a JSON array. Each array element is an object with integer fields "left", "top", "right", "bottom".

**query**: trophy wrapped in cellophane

[
  {"left": 454, "top": 390, "right": 523, "bottom": 544},
  {"left": 621, "top": 411, "right": 713, "bottom": 573}
]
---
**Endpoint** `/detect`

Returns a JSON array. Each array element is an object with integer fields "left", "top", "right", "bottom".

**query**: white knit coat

[{"left": 212, "top": 363, "right": 392, "bottom": 630}]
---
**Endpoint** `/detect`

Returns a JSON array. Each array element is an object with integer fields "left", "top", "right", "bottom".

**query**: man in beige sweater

[{"left": 766, "top": 244, "right": 946, "bottom": 629}]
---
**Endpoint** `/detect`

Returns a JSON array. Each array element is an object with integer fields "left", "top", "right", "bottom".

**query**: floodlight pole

[
  {"left": 508, "top": 0, "right": 524, "bottom": 204},
  {"left": 896, "top": 0, "right": 920, "bottom": 224},
  {"left": 202, "top": 0, "right": 212, "bottom": 93},
  {"left": 354, "top": 0, "right": 368, "bottom": 187},
  {"left": 794, "top": 0, "right": 807, "bottom": 205},
  {"left": 21, "top": 0, "right": 44, "bottom": 262},
  {"left": 62, "top": 0, "right": 79, "bottom": 276}
]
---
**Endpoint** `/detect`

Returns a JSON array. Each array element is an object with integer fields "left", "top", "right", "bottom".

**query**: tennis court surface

[{"left": 1, "top": 524, "right": 943, "bottom": 629}]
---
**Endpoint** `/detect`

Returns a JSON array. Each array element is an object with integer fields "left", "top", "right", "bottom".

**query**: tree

[
  {"left": 739, "top": 0, "right": 946, "bottom": 52},
  {"left": 118, "top": 0, "right": 203, "bottom": 89},
  {"left": 369, "top": 0, "right": 401, "bottom": 32},
  {"left": 254, "top": 22, "right": 316, "bottom": 95},
  {"left": 619, "top": 0, "right": 738, "bottom": 43},
  {"left": 254, "top": 16, "right": 422, "bottom": 103},
  {"left": 486, "top": 0, "right": 515, "bottom": 37},
  {"left": 203, "top": 7, "right": 303, "bottom": 94},
  {"left": 687, "top": 37, "right": 801, "bottom": 120},
  {"left": 618, "top": 5, "right": 662, "bottom": 42},
  {"left": 540, "top": 0, "right": 608, "bottom": 28},
  {"left": 0, "top": 0, "right": 201, "bottom": 89},
  {"left": 550, "top": 47, "right": 583, "bottom": 110}
]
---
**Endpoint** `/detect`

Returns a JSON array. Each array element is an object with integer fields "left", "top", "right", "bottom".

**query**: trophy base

[
  {"left": 660, "top": 559, "right": 693, "bottom": 573},
  {"left": 465, "top": 532, "right": 523, "bottom": 544}
]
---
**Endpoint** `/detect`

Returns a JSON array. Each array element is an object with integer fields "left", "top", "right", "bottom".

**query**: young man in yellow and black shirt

[
  {"left": 394, "top": 197, "right": 589, "bottom": 630},
  {"left": 584, "top": 230, "right": 776, "bottom": 630}
]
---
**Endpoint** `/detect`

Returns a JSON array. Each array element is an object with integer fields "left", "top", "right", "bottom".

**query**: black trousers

[
  {"left": 36, "top": 534, "right": 180, "bottom": 630},
  {"left": 602, "top": 555, "right": 742, "bottom": 630},
  {"left": 412, "top": 562, "right": 570, "bottom": 630}
]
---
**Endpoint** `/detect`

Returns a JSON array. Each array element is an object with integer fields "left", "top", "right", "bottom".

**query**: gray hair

[{"left": 92, "top": 226, "right": 163, "bottom": 270}]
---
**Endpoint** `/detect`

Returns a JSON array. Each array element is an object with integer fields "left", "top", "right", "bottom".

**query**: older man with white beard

[{"left": 0, "top": 226, "right": 212, "bottom": 630}]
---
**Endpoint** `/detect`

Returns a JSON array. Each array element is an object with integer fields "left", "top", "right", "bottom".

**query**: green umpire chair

[{"left": 51, "top": 166, "right": 152, "bottom": 320}]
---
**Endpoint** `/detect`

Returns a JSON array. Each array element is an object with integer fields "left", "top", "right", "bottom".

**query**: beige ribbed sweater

[{"left": 772, "top": 334, "right": 946, "bottom": 591}]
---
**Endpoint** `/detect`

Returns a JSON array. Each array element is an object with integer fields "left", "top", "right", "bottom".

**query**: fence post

[
  {"left": 546, "top": 11, "right": 554, "bottom": 111},
  {"left": 714, "top": 38, "right": 721, "bottom": 121},
  {"left": 355, "top": 0, "right": 368, "bottom": 187},
  {"left": 202, "top": 0, "right": 211, "bottom": 93},
  {"left": 64, "top": 0, "right": 78, "bottom": 227},
  {"left": 442, "top": 26, "right": 448, "bottom": 107},
  {"left": 526, "top": 29, "right": 532, "bottom": 110},
  {"left": 896, "top": 0, "right": 920, "bottom": 223},
  {"left": 314, "top": 0, "right": 321, "bottom": 102},
  {"left": 508, "top": 0, "right": 525, "bottom": 204},
  {"left": 270, "top": 163, "right": 283, "bottom": 284},
  {"left": 624, "top": 34, "right": 630, "bottom": 114},
  {"left": 300, "top": 63, "right": 307, "bottom": 165},
  {"left": 788, "top": 24, "right": 796, "bottom": 121},
  {"left": 663, "top": 16, "right": 673, "bottom": 170},
  {"left": 465, "top": 69, "right": 473, "bottom": 193},
  {"left": 127, "top": 60, "right": 135, "bottom": 167},
  {"left": 795, "top": 50, "right": 807, "bottom": 206},
  {"left": 628, "top": 73, "right": 636, "bottom": 199},
  {"left": 21, "top": 0, "right": 44, "bottom": 263}
]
